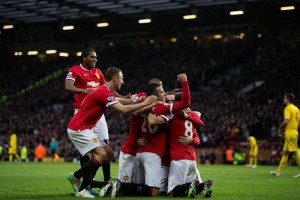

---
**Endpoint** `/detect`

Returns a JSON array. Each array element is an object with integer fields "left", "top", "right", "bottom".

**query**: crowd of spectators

[{"left": 0, "top": 30, "right": 299, "bottom": 163}]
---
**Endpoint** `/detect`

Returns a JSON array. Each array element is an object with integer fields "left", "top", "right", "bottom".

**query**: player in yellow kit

[
  {"left": 270, "top": 93, "right": 300, "bottom": 177},
  {"left": 8, "top": 131, "right": 20, "bottom": 162},
  {"left": 247, "top": 136, "right": 258, "bottom": 168}
]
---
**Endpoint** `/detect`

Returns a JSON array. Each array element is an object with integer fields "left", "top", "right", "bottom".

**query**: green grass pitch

[{"left": 0, "top": 162, "right": 299, "bottom": 200}]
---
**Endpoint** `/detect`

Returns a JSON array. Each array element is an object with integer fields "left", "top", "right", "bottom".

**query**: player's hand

[
  {"left": 137, "top": 137, "right": 148, "bottom": 146},
  {"left": 84, "top": 88, "right": 94, "bottom": 94},
  {"left": 178, "top": 135, "right": 193, "bottom": 145},
  {"left": 177, "top": 73, "right": 187, "bottom": 82},
  {"left": 193, "top": 111, "right": 201, "bottom": 118},
  {"left": 144, "top": 95, "right": 157, "bottom": 105},
  {"left": 125, "top": 93, "right": 132, "bottom": 99},
  {"left": 278, "top": 129, "right": 285, "bottom": 137}
]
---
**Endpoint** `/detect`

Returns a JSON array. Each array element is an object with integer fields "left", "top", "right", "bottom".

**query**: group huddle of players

[
  {"left": 108, "top": 74, "right": 213, "bottom": 198},
  {"left": 65, "top": 48, "right": 213, "bottom": 198}
]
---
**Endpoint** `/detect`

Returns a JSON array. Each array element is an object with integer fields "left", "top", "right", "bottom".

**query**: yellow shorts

[
  {"left": 250, "top": 146, "right": 258, "bottom": 156},
  {"left": 283, "top": 133, "right": 298, "bottom": 152}
]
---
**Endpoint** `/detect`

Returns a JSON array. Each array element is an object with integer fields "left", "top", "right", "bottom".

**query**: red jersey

[
  {"left": 152, "top": 81, "right": 190, "bottom": 115},
  {"left": 121, "top": 92, "right": 147, "bottom": 156},
  {"left": 137, "top": 111, "right": 173, "bottom": 155},
  {"left": 169, "top": 111, "right": 203, "bottom": 161},
  {"left": 68, "top": 84, "right": 118, "bottom": 131},
  {"left": 121, "top": 115, "right": 143, "bottom": 156},
  {"left": 66, "top": 64, "right": 105, "bottom": 109}
]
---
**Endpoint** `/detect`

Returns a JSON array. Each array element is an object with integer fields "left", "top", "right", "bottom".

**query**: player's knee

[
  {"left": 149, "top": 187, "right": 160, "bottom": 197},
  {"left": 103, "top": 145, "right": 114, "bottom": 161},
  {"left": 92, "top": 147, "right": 107, "bottom": 162}
]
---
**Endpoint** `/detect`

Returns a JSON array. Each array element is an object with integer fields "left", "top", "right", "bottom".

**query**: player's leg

[
  {"left": 142, "top": 152, "right": 161, "bottom": 197},
  {"left": 252, "top": 146, "right": 258, "bottom": 168},
  {"left": 168, "top": 160, "right": 190, "bottom": 196},
  {"left": 277, "top": 135, "right": 297, "bottom": 174},
  {"left": 78, "top": 145, "right": 113, "bottom": 195},
  {"left": 249, "top": 149, "right": 253, "bottom": 166},
  {"left": 271, "top": 138, "right": 289, "bottom": 176},
  {"left": 67, "top": 129, "right": 112, "bottom": 197},
  {"left": 160, "top": 166, "right": 170, "bottom": 196},
  {"left": 14, "top": 152, "right": 20, "bottom": 161},
  {"left": 94, "top": 115, "right": 111, "bottom": 182},
  {"left": 9, "top": 153, "right": 13, "bottom": 162},
  {"left": 274, "top": 150, "right": 288, "bottom": 175},
  {"left": 117, "top": 152, "right": 136, "bottom": 195}
]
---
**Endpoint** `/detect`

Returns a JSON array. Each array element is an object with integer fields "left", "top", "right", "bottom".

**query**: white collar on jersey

[{"left": 80, "top": 64, "right": 91, "bottom": 71}]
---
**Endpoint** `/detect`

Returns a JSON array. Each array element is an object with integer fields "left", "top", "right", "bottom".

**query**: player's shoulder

[
  {"left": 155, "top": 102, "right": 171, "bottom": 108},
  {"left": 69, "top": 64, "right": 81, "bottom": 70}
]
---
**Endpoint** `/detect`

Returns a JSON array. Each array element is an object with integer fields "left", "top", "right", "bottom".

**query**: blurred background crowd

[{"left": 0, "top": 30, "right": 299, "bottom": 165}]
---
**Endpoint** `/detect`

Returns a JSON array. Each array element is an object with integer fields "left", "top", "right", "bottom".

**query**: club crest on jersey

[
  {"left": 107, "top": 96, "right": 115, "bottom": 102},
  {"left": 92, "top": 138, "right": 98, "bottom": 143},
  {"left": 95, "top": 72, "right": 100, "bottom": 79},
  {"left": 66, "top": 72, "right": 72, "bottom": 78}
]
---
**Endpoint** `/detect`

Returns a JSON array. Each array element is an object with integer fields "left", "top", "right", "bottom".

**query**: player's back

[
  {"left": 285, "top": 104, "right": 299, "bottom": 132},
  {"left": 169, "top": 114, "right": 198, "bottom": 161}
]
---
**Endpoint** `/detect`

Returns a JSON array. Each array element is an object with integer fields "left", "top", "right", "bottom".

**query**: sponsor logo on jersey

[
  {"left": 107, "top": 96, "right": 115, "bottom": 102},
  {"left": 66, "top": 72, "right": 72, "bottom": 78},
  {"left": 87, "top": 81, "right": 99, "bottom": 87}
]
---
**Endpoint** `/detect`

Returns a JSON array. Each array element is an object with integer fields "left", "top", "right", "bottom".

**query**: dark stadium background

[{"left": 0, "top": 0, "right": 299, "bottom": 164}]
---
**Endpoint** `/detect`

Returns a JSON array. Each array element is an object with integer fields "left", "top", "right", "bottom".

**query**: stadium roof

[{"left": 0, "top": 0, "right": 298, "bottom": 25}]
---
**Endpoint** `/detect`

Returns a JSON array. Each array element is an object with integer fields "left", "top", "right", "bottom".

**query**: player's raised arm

[
  {"left": 110, "top": 95, "right": 157, "bottom": 114},
  {"left": 172, "top": 73, "right": 191, "bottom": 111}
]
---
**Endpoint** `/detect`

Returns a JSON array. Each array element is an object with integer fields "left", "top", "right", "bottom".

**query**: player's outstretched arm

[
  {"left": 110, "top": 95, "right": 157, "bottom": 114},
  {"left": 147, "top": 112, "right": 167, "bottom": 125}
]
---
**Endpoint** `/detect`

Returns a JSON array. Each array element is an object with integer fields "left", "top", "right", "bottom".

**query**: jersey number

[
  {"left": 142, "top": 117, "right": 158, "bottom": 134},
  {"left": 184, "top": 120, "right": 193, "bottom": 137}
]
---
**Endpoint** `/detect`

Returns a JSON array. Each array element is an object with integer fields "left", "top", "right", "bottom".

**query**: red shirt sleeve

[
  {"left": 187, "top": 112, "right": 204, "bottom": 128},
  {"left": 192, "top": 132, "right": 200, "bottom": 146},
  {"left": 152, "top": 81, "right": 190, "bottom": 115},
  {"left": 170, "top": 80, "right": 191, "bottom": 112}
]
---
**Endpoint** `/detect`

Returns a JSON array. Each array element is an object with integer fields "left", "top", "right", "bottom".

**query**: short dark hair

[
  {"left": 105, "top": 67, "right": 121, "bottom": 81},
  {"left": 174, "top": 92, "right": 182, "bottom": 102},
  {"left": 285, "top": 93, "right": 295, "bottom": 103},
  {"left": 148, "top": 78, "right": 162, "bottom": 86},
  {"left": 146, "top": 83, "right": 161, "bottom": 96},
  {"left": 82, "top": 48, "right": 95, "bottom": 58}
]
